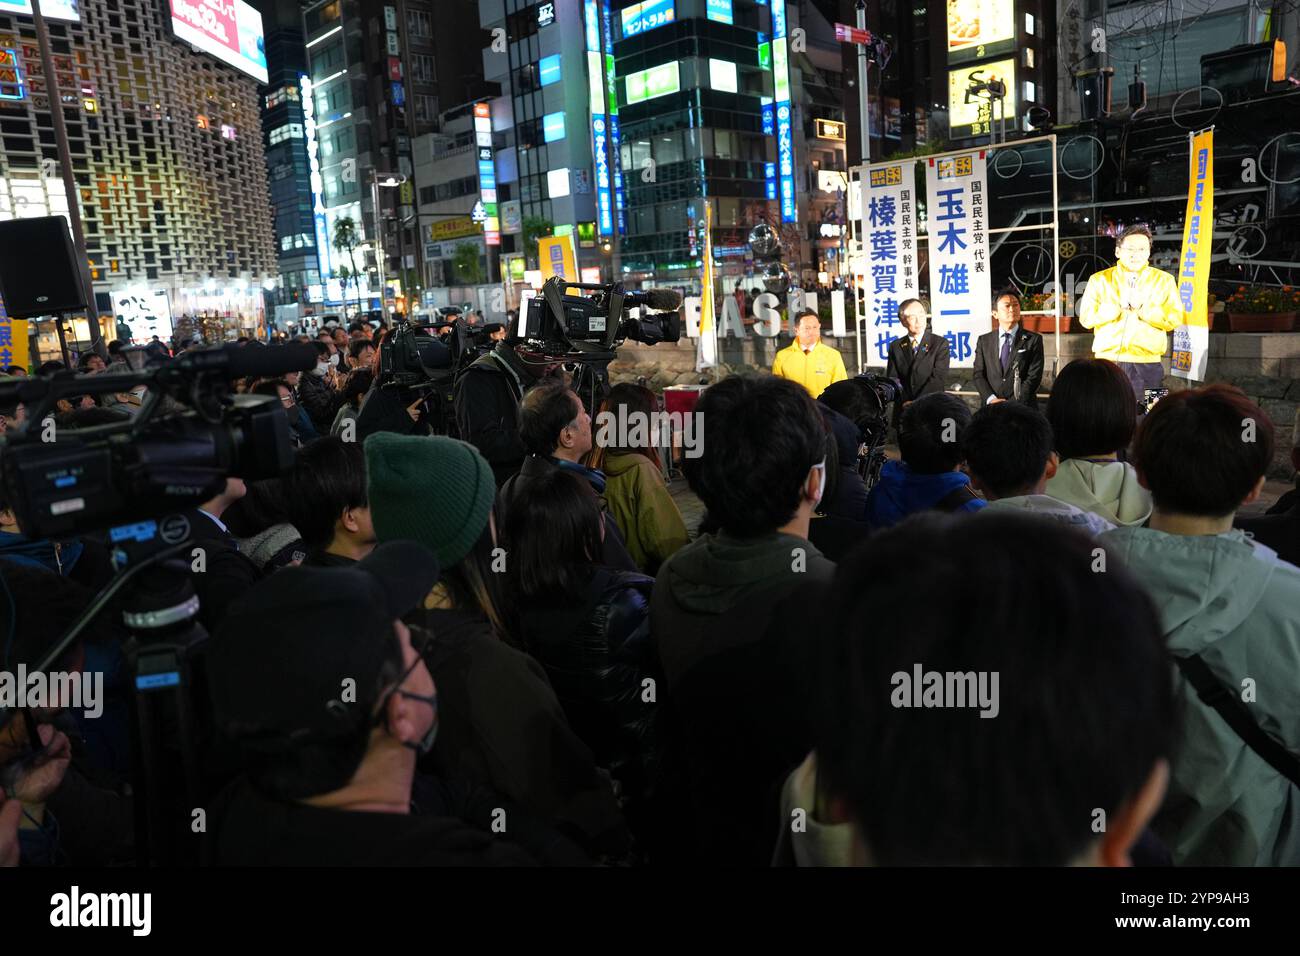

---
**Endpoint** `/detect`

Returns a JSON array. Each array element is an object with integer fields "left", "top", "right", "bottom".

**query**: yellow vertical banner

[
  {"left": 1171, "top": 127, "right": 1213, "bottom": 381},
  {"left": 696, "top": 201, "right": 717, "bottom": 371},
  {"left": 0, "top": 293, "right": 30, "bottom": 373},
  {"left": 538, "top": 234, "right": 578, "bottom": 284}
]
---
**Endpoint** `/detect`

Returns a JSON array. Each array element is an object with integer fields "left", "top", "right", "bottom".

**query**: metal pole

[
  {"left": 1050, "top": 133, "right": 1061, "bottom": 378},
  {"left": 371, "top": 170, "right": 385, "bottom": 319},
  {"left": 856, "top": 0, "right": 870, "bottom": 164},
  {"left": 31, "top": 0, "right": 103, "bottom": 356}
]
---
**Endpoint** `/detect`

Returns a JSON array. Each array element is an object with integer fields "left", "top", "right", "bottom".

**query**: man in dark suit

[
  {"left": 185, "top": 477, "right": 263, "bottom": 632},
  {"left": 973, "top": 292, "right": 1045, "bottom": 409},
  {"left": 885, "top": 298, "right": 950, "bottom": 427}
]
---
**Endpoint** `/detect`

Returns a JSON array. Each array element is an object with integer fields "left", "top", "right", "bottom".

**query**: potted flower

[
  {"left": 1222, "top": 285, "right": 1299, "bottom": 332},
  {"left": 1017, "top": 291, "right": 1072, "bottom": 333}
]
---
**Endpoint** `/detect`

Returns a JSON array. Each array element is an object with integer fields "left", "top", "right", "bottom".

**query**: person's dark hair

[
  {"left": 342, "top": 368, "right": 373, "bottom": 409},
  {"left": 4, "top": 365, "right": 24, "bottom": 375},
  {"left": 898, "top": 393, "right": 971, "bottom": 474},
  {"left": 795, "top": 309, "right": 820, "bottom": 326},
  {"left": 685, "top": 374, "right": 825, "bottom": 535},
  {"left": 37, "top": 360, "right": 66, "bottom": 375},
  {"left": 962, "top": 403, "right": 1054, "bottom": 499},
  {"left": 519, "top": 378, "right": 580, "bottom": 457},
  {"left": 223, "top": 478, "right": 294, "bottom": 539},
  {"left": 316, "top": 330, "right": 333, "bottom": 340},
  {"left": 814, "top": 512, "right": 1175, "bottom": 865},
  {"left": 347, "top": 322, "right": 367, "bottom": 334},
  {"left": 504, "top": 467, "right": 603, "bottom": 603},
  {"left": 252, "top": 378, "right": 291, "bottom": 400},
  {"left": 348, "top": 338, "right": 374, "bottom": 360},
  {"left": 107, "top": 341, "right": 123, "bottom": 356},
  {"left": 282, "top": 438, "right": 367, "bottom": 552},
  {"left": 1133, "top": 384, "right": 1274, "bottom": 517},
  {"left": 1046, "top": 359, "right": 1136, "bottom": 460},
  {"left": 992, "top": 290, "right": 1018, "bottom": 309},
  {"left": 589, "top": 383, "right": 659, "bottom": 471},
  {"left": 432, "top": 507, "right": 515, "bottom": 642},
  {"left": 1116, "top": 223, "right": 1153, "bottom": 246},
  {"left": 310, "top": 341, "right": 330, "bottom": 360},
  {"left": 238, "top": 630, "right": 404, "bottom": 800}
]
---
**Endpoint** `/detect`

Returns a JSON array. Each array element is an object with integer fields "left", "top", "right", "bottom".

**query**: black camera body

[
  {"left": 378, "top": 319, "right": 454, "bottom": 387},
  {"left": 515, "top": 276, "right": 682, "bottom": 356}
]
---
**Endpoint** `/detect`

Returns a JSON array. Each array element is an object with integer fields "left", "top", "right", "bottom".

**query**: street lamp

[{"left": 371, "top": 170, "right": 407, "bottom": 318}]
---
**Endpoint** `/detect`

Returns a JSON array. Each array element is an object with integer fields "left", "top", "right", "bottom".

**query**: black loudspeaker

[{"left": 0, "top": 215, "right": 86, "bottom": 318}]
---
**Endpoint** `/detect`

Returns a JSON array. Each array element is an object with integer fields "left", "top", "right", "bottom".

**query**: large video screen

[
  {"left": 0, "top": 0, "right": 80, "bottom": 22},
  {"left": 169, "top": 0, "right": 268, "bottom": 84}
]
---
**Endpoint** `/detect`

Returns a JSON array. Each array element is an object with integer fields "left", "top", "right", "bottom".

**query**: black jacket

[
  {"left": 355, "top": 380, "right": 431, "bottom": 441},
  {"left": 1236, "top": 501, "right": 1300, "bottom": 567},
  {"left": 972, "top": 326, "right": 1045, "bottom": 408},
  {"left": 184, "top": 509, "right": 262, "bottom": 633},
  {"left": 499, "top": 455, "right": 639, "bottom": 572},
  {"left": 455, "top": 347, "right": 530, "bottom": 486},
  {"left": 414, "top": 606, "right": 630, "bottom": 858},
  {"left": 297, "top": 370, "right": 343, "bottom": 434},
  {"left": 885, "top": 332, "right": 950, "bottom": 424},
  {"left": 516, "top": 568, "right": 659, "bottom": 802}
]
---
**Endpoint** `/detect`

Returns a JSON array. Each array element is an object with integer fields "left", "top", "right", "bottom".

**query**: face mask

[
  {"left": 312, "top": 362, "right": 328, "bottom": 377},
  {"left": 811, "top": 457, "right": 827, "bottom": 508},
  {"left": 397, "top": 689, "right": 439, "bottom": 754},
  {"left": 329, "top": 353, "right": 340, "bottom": 368}
]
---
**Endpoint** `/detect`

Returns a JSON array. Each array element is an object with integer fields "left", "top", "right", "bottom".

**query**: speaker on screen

[{"left": 0, "top": 215, "right": 87, "bottom": 318}]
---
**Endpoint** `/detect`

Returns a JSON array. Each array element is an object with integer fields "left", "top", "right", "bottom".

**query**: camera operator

[
  {"left": 454, "top": 338, "right": 555, "bottom": 486},
  {"left": 354, "top": 370, "right": 433, "bottom": 441},
  {"left": 185, "top": 476, "right": 263, "bottom": 632}
]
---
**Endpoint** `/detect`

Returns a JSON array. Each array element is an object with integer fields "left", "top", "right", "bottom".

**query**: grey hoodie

[
  {"left": 1046, "top": 458, "right": 1152, "bottom": 527},
  {"left": 1100, "top": 525, "right": 1300, "bottom": 865}
]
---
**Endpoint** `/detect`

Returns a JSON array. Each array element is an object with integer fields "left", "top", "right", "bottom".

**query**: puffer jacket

[
  {"left": 515, "top": 567, "right": 659, "bottom": 801},
  {"left": 297, "top": 369, "right": 343, "bottom": 434},
  {"left": 1077, "top": 264, "right": 1182, "bottom": 363}
]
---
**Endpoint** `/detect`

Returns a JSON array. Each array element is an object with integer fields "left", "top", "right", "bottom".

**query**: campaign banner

[
  {"left": 923, "top": 151, "right": 990, "bottom": 368},
  {"left": 538, "top": 234, "right": 577, "bottom": 284},
  {"left": 696, "top": 201, "right": 717, "bottom": 371},
  {"left": 0, "top": 292, "right": 30, "bottom": 372},
  {"left": 860, "top": 163, "right": 920, "bottom": 363},
  {"left": 1172, "top": 128, "right": 1213, "bottom": 382}
]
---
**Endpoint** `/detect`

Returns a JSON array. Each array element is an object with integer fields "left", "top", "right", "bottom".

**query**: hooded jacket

[
  {"left": 1077, "top": 264, "right": 1181, "bottom": 363},
  {"left": 1099, "top": 526, "right": 1300, "bottom": 865},
  {"left": 601, "top": 451, "right": 690, "bottom": 574},
  {"left": 454, "top": 346, "right": 531, "bottom": 486},
  {"left": 983, "top": 494, "right": 1116, "bottom": 536},
  {"left": 864, "top": 459, "right": 986, "bottom": 529},
  {"left": 651, "top": 530, "right": 834, "bottom": 864},
  {"left": 1046, "top": 458, "right": 1153, "bottom": 527},
  {"left": 0, "top": 531, "right": 83, "bottom": 575}
]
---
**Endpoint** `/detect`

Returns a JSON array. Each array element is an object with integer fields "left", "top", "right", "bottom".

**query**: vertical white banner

[
  {"left": 924, "top": 151, "right": 990, "bottom": 369},
  {"left": 860, "top": 163, "right": 920, "bottom": 364}
]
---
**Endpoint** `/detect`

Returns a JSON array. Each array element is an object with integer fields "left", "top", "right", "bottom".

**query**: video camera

[
  {"left": 0, "top": 343, "right": 307, "bottom": 539},
  {"left": 514, "top": 276, "right": 683, "bottom": 356}
]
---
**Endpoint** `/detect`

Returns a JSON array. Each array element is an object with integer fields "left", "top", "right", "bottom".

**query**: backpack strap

[
  {"left": 1176, "top": 654, "right": 1300, "bottom": 788},
  {"left": 935, "top": 483, "right": 980, "bottom": 513}
]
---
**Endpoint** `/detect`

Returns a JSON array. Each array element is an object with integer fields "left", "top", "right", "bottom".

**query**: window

[
  {"left": 408, "top": 10, "right": 432, "bottom": 38},
  {"left": 414, "top": 94, "right": 436, "bottom": 123},
  {"left": 412, "top": 55, "right": 435, "bottom": 84},
  {"left": 269, "top": 124, "right": 304, "bottom": 144}
]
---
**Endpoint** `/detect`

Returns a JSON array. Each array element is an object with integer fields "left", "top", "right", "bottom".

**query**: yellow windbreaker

[
  {"left": 771, "top": 340, "right": 848, "bottom": 397},
  {"left": 1077, "top": 264, "right": 1183, "bottom": 363}
]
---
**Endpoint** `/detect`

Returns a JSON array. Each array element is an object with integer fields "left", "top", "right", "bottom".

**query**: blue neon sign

[{"left": 539, "top": 54, "right": 561, "bottom": 86}]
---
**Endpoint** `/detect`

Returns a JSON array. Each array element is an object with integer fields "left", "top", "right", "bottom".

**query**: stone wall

[{"left": 610, "top": 331, "right": 1300, "bottom": 481}]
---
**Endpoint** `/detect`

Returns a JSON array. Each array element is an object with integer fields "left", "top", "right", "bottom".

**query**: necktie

[{"left": 1000, "top": 332, "right": 1011, "bottom": 372}]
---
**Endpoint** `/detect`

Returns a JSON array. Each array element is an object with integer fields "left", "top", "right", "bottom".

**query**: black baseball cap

[{"left": 206, "top": 540, "right": 439, "bottom": 748}]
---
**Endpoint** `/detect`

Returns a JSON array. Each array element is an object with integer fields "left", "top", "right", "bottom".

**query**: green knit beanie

[{"left": 364, "top": 433, "right": 496, "bottom": 569}]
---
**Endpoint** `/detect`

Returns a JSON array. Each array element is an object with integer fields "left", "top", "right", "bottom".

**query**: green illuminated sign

[{"left": 626, "top": 62, "right": 680, "bottom": 104}]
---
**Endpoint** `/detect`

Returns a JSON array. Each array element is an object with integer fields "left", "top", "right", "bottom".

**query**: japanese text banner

[
  {"left": 924, "top": 151, "right": 990, "bottom": 368},
  {"left": 861, "top": 163, "right": 920, "bottom": 363},
  {"left": 1172, "top": 127, "right": 1213, "bottom": 382}
]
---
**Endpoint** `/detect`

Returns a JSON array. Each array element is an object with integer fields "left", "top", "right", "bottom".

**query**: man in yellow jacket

[
  {"left": 1077, "top": 224, "right": 1182, "bottom": 413},
  {"left": 772, "top": 309, "right": 848, "bottom": 398}
]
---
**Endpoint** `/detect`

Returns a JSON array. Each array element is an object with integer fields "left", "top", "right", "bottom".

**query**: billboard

[
  {"left": 114, "top": 289, "right": 174, "bottom": 343},
  {"left": 626, "top": 62, "right": 679, "bottom": 105},
  {"left": 947, "top": 58, "right": 1016, "bottom": 139},
  {"left": 620, "top": 0, "right": 673, "bottom": 38},
  {"left": 169, "top": 0, "right": 268, "bottom": 84},
  {"left": 0, "top": 0, "right": 79, "bottom": 22},
  {"left": 946, "top": 0, "right": 1015, "bottom": 64}
]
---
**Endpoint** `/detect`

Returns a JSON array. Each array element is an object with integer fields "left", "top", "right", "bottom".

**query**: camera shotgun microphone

[
  {"left": 623, "top": 288, "right": 684, "bottom": 311},
  {"left": 170, "top": 343, "right": 318, "bottom": 380}
]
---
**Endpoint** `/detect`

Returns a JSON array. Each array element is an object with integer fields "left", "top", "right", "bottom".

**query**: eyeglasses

[{"left": 279, "top": 395, "right": 296, "bottom": 406}]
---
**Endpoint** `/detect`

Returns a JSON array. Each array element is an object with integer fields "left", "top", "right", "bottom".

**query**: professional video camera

[
  {"left": 514, "top": 275, "right": 683, "bottom": 356},
  {"left": 0, "top": 342, "right": 310, "bottom": 865},
  {"left": 0, "top": 343, "right": 306, "bottom": 538},
  {"left": 821, "top": 372, "right": 903, "bottom": 492}
]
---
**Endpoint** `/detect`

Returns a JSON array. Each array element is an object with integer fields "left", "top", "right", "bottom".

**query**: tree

[
  {"left": 332, "top": 216, "right": 364, "bottom": 316},
  {"left": 452, "top": 243, "right": 484, "bottom": 285},
  {"left": 521, "top": 216, "right": 553, "bottom": 269}
]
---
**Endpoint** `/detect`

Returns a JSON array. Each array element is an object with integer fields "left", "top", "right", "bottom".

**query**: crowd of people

[{"left": 1, "top": 301, "right": 1299, "bottom": 868}]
